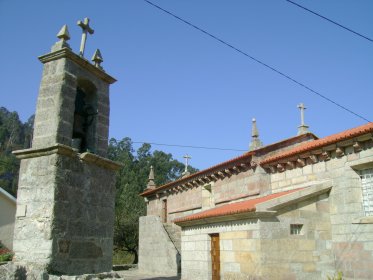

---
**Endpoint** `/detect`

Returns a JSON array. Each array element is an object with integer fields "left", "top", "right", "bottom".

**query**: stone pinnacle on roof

[
  {"left": 52, "top": 25, "right": 71, "bottom": 51},
  {"left": 57, "top": 25, "right": 70, "bottom": 42},
  {"left": 297, "top": 103, "right": 310, "bottom": 135},
  {"left": 91, "top": 49, "right": 103, "bottom": 69},
  {"left": 147, "top": 166, "right": 156, "bottom": 189},
  {"left": 249, "top": 118, "right": 263, "bottom": 151}
]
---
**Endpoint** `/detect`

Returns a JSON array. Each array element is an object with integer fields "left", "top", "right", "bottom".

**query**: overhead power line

[
  {"left": 285, "top": 0, "right": 373, "bottom": 43},
  {"left": 143, "top": 0, "right": 371, "bottom": 123},
  {"left": 132, "top": 141, "right": 246, "bottom": 152}
]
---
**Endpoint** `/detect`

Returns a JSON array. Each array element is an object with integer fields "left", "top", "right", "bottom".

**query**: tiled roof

[
  {"left": 173, "top": 189, "right": 300, "bottom": 223},
  {"left": 140, "top": 151, "right": 254, "bottom": 196},
  {"left": 140, "top": 133, "right": 316, "bottom": 197},
  {"left": 261, "top": 122, "right": 373, "bottom": 165}
]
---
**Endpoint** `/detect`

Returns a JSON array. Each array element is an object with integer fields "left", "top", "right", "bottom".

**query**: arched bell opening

[{"left": 72, "top": 78, "right": 98, "bottom": 153}]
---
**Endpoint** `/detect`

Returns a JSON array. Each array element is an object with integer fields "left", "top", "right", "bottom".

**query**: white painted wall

[{"left": 0, "top": 188, "right": 16, "bottom": 250}]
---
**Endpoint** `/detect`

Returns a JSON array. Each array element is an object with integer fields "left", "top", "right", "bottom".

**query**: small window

[
  {"left": 290, "top": 224, "right": 303, "bottom": 235},
  {"left": 360, "top": 169, "right": 373, "bottom": 216}
]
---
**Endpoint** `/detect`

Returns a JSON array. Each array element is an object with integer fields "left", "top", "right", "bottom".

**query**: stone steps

[{"left": 163, "top": 223, "right": 181, "bottom": 253}]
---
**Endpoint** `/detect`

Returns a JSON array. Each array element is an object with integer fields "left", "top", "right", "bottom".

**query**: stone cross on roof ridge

[
  {"left": 77, "top": 17, "right": 94, "bottom": 57},
  {"left": 297, "top": 103, "right": 310, "bottom": 135},
  {"left": 182, "top": 154, "right": 192, "bottom": 177}
]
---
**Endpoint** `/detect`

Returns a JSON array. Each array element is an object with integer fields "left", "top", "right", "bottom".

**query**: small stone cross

[
  {"left": 297, "top": 103, "right": 309, "bottom": 135},
  {"left": 298, "top": 103, "right": 306, "bottom": 126},
  {"left": 183, "top": 154, "right": 191, "bottom": 174},
  {"left": 77, "top": 17, "right": 94, "bottom": 57}
]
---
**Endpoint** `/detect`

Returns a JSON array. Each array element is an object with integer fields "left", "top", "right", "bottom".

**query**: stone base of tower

[{"left": 12, "top": 144, "right": 121, "bottom": 276}]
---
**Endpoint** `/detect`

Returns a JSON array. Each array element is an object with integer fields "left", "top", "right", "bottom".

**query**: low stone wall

[{"left": 138, "top": 215, "right": 179, "bottom": 276}]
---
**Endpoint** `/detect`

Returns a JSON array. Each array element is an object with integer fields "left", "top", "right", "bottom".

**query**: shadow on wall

[{"left": 14, "top": 266, "right": 27, "bottom": 280}]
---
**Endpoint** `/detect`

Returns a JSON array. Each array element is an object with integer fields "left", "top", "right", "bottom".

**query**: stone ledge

[
  {"left": 256, "top": 181, "right": 332, "bottom": 211},
  {"left": 80, "top": 152, "right": 122, "bottom": 171},
  {"left": 347, "top": 155, "right": 373, "bottom": 170},
  {"left": 13, "top": 144, "right": 76, "bottom": 159},
  {"left": 38, "top": 48, "right": 116, "bottom": 84},
  {"left": 13, "top": 144, "right": 122, "bottom": 171},
  {"left": 169, "top": 206, "right": 201, "bottom": 215},
  {"left": 215, "top": 191, "right": 260, "bottom": 205},
  {"left": 352, "top": 216, "right": 373, "bottom": 224}
]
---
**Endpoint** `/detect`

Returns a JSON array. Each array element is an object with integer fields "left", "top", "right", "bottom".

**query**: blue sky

[{"left": 0, "top": 0, "right": 372, "bottom": 170}]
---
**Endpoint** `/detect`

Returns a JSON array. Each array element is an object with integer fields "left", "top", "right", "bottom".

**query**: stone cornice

[
  {"left": 80, "top": 152, "right": 122, "bottom": 171},
  {"left": 140, "top": 152, "right": 254, "bottom": 197},
  {"left": 140, "top": 133, "right": 318, "bottom": 198},
  {"left": 38, "top": 48, "right": 117, "bottom": 84},
  {"left": 261, "top": 136, "right": 372, "bottom": 174},
  {"left": 13, "top": 144, "right": 76, "bottom": 159},
  {"left": 13, "top": 144, "right": 122, "bottom": 171},
  {"left": 261, "top": 123, "right": 373, "bottom": 170}
]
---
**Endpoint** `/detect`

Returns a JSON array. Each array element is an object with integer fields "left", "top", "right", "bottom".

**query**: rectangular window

[
  {"left": 290, "top": 224, "right": 303, "bottom": 235},
  {"left": 360, "top": 169, "right": 373, "bottom": 216}
]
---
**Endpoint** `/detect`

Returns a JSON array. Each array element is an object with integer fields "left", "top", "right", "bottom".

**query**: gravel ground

[{"left": 117, "top": 269, "right": 180, "bottom": 280}]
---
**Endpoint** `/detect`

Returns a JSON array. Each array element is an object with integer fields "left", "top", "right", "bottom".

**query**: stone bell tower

[{"left": 11, "top": 19, "right": 121, "bottom": 276}]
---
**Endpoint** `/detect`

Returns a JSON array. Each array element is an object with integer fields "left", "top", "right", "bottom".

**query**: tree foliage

[
  {"left": 0, "top": 107, "right": 34, "bottom": 196},
  {"left": 108, "top": 137, "right": 198, "bottom": 263},
  {"left": 0, "top": 107, "right": 199, "bottom": 263}
]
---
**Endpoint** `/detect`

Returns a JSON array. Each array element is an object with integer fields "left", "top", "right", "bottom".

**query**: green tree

[
  {"left": 109, "top": 137, "right": 198, "bottom": 263},
  {"left": 0, "top": 108, "right": 33, "bottom": 196}
]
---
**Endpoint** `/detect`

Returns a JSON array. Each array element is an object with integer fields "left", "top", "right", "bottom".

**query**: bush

[
  {"left": 327, "top": 272, "right": 343, "bottom": 280},
  {"left": 0, "top": 241, "right": 13, "bottom": 262}
]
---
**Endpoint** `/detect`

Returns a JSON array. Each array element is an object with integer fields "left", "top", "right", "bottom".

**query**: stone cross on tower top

[
  {"left": 77, "top": 17, "right": 94, "bottom": 57},
  {"left": 297, "top": 103, "right": 310, "bottom": 135}
]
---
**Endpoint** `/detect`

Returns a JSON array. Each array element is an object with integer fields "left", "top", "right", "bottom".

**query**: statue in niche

[{"left": 72, "top": 87, "right": 97, "bottom": 152}]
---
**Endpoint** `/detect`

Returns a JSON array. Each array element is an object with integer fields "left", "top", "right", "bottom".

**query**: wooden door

[
  {"left": 162, "top": 199, "right": 167, "bottom": 223},
  {"left": 210, "top": 234, "right": 220, "bottom": 280}
]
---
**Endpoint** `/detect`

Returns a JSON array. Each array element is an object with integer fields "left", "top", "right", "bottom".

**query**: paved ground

[{"left": 117, "top": 269, "right": 180, "bottom": 280}]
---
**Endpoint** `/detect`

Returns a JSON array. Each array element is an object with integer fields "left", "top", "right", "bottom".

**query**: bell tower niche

[
  {"left": 72, "top": 79, "right": 98, "bottom": 153},
  {"left": 11, "top": 19, "right": 121, "bottom": 277}
]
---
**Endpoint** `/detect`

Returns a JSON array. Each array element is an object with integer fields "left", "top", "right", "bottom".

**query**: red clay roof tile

[
  {"left": 261, "top": 122, "right": 373, "bottom": 165},
  {"left": 173, "top": 189, "right": 300, "bottom": 223},
  {"left": 140, "top": 151, "right": 254, "bottom": 196}
]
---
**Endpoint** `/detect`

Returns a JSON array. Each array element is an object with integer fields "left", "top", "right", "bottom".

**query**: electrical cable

[
  {"left": 143, "top": 0, "right": 371, "bottom": 123},
  {"left": 285, "top": 0, "right": 373, "bottom": 43},
  {"left": 132, "top": 141, "right": 247, "bottom": 152}
]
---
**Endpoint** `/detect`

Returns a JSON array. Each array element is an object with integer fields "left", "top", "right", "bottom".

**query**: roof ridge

[{"left": 140, "top": 133, "right": 317, "bottom": 197}]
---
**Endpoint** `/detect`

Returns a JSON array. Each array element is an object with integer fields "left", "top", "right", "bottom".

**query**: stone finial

[
  {"left": 91, "top": 49, "right": 103, "bottom": 69},
  {"left": 57, "top": 25, "right": 70, "bottom": 41},
  {"left": 51, "top": 25, "right": 71, "bottom": 51},
  {"left": 249, "top": 118, "right": 263, "bottom": 151},
  {"left": 297, "top": 103, "right": 310, "bottom": 135},
  {"left": 147, "top": 166, "right": 156, "bottom": 189},
  {"left": 77, "top": 17, "right": 94, "bottom": 57}
]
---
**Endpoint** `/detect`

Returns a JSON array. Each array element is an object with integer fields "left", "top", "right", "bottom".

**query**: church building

[{"left": 139, "top": 107, "right": 373, "bottom": 280}]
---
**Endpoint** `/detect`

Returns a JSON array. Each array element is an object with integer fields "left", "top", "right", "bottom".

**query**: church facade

[{"left": 140, "top": 119, "right": 373, "bottom": 280}]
